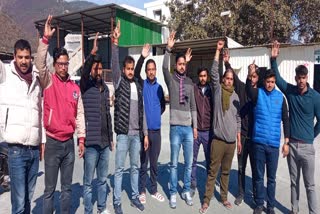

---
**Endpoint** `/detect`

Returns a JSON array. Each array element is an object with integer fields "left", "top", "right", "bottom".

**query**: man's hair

[
  {"left": 223, "top": 68, "right": 234, "bottom": 78},
  {"left": 14, "top": 39, "right": 31, "bottom": 55},
  {"left": 145, "top": 59, "right": 156, "bottom": 72},
  {"left": 53, "top": 47, "right": 69, "bottom": 64},
  {"left": 295, "top": 65, "right": 308, "bottom": 76},
  {"left": 93, "top": 54, "right": 102, "bottom": 63},
  {"left": 197, "top": 67, "right": 209, "bottom": 76},
  {"left": 122, "top": 56, "right": 135, "bottom": 68},
  {"left": 247, "top": 64, "right": 260, "bottom": 75},
  {"left": 264, "top": 69, "right": 276, "bottom": 80},
  {"left": 175, "top": 53, "right": 186, "bottom": 63}
]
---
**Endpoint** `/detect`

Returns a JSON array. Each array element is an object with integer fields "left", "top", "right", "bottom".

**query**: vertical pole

[{"left": 81, "top": 15, "right": 84, "bottom": 66}]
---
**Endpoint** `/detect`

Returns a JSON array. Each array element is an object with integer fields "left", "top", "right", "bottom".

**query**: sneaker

[
  {"left": 169, "top": 194, "right": 177, "bottom": 209},
  {"left": 98, "top": 209, "right": 111, "bottom": 214},
  {"left": 267, "top": 208, "right": 275, "bottom": 214},
  {"left": 131, "top": 197, "right": 145, "bottom": 211},
  {"left": 253, "top": 206, "right": 263, "bottom": 214},
  {"left": 181, "top": 191, "right": 193, "bottom": 206},
  {"left": 114, "top": 204, "right": 123, "bottom": 214},
  {"left": 139, "top": 193, "right": 146, "bottom": 204},
  {"left": 234, "top": 195, "right": 244, "bottom": 206},
  {"left": 190, "top": 187, "right": 196, "bottom": 198}
]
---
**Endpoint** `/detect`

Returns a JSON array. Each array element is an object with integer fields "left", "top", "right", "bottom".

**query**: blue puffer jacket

[{"left": 252, "top": 88, "right": 283, "bottom": 148}]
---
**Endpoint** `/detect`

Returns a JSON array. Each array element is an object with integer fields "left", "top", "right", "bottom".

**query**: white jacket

[{"left": 0, "top": 60, "right": 44, "bottom": 146}]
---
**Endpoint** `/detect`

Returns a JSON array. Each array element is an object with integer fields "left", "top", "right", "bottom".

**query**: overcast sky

[{"left": 69, "top": 0, "right": 152, "bottom": 9}]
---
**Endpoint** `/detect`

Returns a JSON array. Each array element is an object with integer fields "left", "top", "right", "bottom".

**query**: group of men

[{"left": 0, "top": 14, "right": 319, "bottom": 214}]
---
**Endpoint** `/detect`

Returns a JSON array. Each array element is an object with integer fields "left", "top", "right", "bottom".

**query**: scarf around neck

[
  {"left": 221, "top": 84, "right": 234, "bottom": 113},
  {"left": 14, "top": 62, "right": 33, "bottom": 86},
  {"left": 175, "top": 70, "right": 186, "bottom": 104}
]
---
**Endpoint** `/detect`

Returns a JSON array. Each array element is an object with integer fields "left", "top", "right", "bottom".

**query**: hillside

[
  {"left": 0, "top": 12, "right": 26, "bottom": 53},
  {"left": 0, "top": 0, "right": 97, "bottom": 53}
]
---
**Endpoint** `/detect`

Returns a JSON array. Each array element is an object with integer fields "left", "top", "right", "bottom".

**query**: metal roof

[
  {"left": 229, "top": 42, "right": 320, "bottom": 50},
  {"left": 153, "top": 37, "right": 227, "bottom": 55},
  {"left": 34, "top": 3, "right": 165, "bottom": 36}
]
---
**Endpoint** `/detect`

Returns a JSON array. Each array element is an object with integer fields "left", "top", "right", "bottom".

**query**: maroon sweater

[{"left": 194, "top": 83, "right": 213, "bottom": 131}]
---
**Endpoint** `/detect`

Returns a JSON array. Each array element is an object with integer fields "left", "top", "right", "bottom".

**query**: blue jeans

[
  {"left": 191, "top": 130, "right": 211, "bottom": 188},
  {"left": 113, "top": 134, "right": 141, "bottom": 205},
  {"left": 169, "top": 125, "right": 193, "bottom": 195},
  {"left": 8, "top": 144, "right": 39, "bottom": 214},
  {"left": 83, "top": 145, "right": 110, "bottom": 214},
  {"left": 254, "top": 143, "right": 279, "bottom": 209}
]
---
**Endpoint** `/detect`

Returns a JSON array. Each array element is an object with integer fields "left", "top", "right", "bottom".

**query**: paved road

[{"left": 1, "top": 107, "right": 319, "bottom": 213}]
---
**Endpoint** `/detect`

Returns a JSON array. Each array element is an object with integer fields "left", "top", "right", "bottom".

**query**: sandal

[
  {"left": 222, "top": 200, "right": 233, "bottom": 210},
  {"left": 151, "top": 192, "right": 165, "bottom": 202},
  {"left": 139, "top": 193, "right": 146, "bottom": 204},
  {"left": 199, "top": 203, "right": 209, "bottom": 214}
]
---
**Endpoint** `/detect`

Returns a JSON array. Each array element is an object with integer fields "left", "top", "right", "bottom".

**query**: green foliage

[
  {"left": 166, "top": 0, "right": 303, "bottom": 45},
  {"left": 291, "top": 0, "right": 320, "bottom": 42}
]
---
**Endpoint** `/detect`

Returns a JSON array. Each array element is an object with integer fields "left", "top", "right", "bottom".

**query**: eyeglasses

[{"left": 56, "top": 62, "right": 69, "bottom": 68}]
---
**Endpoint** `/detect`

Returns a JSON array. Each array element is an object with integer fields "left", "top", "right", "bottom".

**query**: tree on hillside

[
  {"left": 166, "top": 0, "right": 293, "bottom": 45},
  {"left": 291, "top": 0, "right": 320, "bottom": 42}
]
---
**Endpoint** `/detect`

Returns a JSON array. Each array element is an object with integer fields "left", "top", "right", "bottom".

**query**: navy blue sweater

[{"left": 134, "top": 55, "right": 165, "bottom": 130}]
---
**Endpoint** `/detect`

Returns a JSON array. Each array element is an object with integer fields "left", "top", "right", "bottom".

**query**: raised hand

[
  {"left": 113, "top": 20, "right": 121, "bottom": 40},
  {"left": 141, "top": 43, "right": 150, "bottom": 58},
  {"left": 44, "top": 15, "right": 56, "bottom": 39},
  {"left": 167, "top": 31, "right": 176, "bottom": 49},
  {"left": 185, "top": 48, "right": 192, "bottom": 63},
  {"left": 215, "top": 40, "right": 225, "bottom": 61},
  {"left": 248, "top": 60, "right": 256, "bottom": 75},
  {"left": 91, "top": 32, "right": 99, "bottom": 55},
  {"left": 216, "top": 40, "right": 225, "bottom": 52},
  {"left": 271, "top": 40, "right": 280, "bottom": 58},
  {"left": 223, "top": 48, "right": 230, "bottom": 63}
]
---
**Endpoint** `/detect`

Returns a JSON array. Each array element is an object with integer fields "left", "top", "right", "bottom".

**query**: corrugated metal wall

[
  {"left": 229, "top": 45, "right": 320, "bottom": 88},
  {"left": 116, "top": 9, "right": 162, "bottom": 46}
]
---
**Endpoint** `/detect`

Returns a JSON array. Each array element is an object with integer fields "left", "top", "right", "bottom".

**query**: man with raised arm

[
  {"left": 80, "top": 33, "right": 114, "bottom": 214},
  {"left": 223, "top": 51, "right": 259, "bottom": 206},
  {"left": 111, "top": 21, "right": 149, "bottom": 214},
  {"left": 200, "top": 40, "right": 241, "bottom": 213},
  {"left": 35, "top": 15, "right": 85, "bottom": 214},
  {"left": 271, "top": 41, "right": 320, "bottom": 214},
  {"left": 133, "top": 44, "right": 166, "bottom": 204},
  {"left": 246, "top": 65, "right": 290, "bottom": 214},
  {"left": 162, "top": 32, "right": 197, "bottom": 208}
]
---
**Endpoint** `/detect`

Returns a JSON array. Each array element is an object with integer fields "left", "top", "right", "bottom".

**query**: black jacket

[{"left": 80, "top": 54, "right": 113, "bottom": 149}]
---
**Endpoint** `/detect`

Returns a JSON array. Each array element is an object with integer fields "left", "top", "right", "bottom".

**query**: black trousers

[
  {"left": 139, "top": 130, "right": 161, "bottom": 194},
  {"left": 43, "top": 136, "right": 75, "bottom": 214},
  {"left": 237, "top": 135, "right": 256, "bottom": 197}
]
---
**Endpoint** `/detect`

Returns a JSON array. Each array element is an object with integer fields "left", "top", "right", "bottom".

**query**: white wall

[
  {"left": 144, "top": 0, "right": 171, "bottom": 23},
  {"left": 229, "top": 45, "right": 320, "bottom": 87}
]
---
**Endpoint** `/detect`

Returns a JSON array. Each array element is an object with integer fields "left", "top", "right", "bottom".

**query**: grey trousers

[{"left": 287, "top": 142, "right": 318, "bottom": 214}]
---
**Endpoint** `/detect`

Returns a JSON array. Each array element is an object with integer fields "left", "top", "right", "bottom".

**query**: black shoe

[
  {"left": 253, "top": 206, "right": 263, "bottom": 214},
  {"left": 114, "top": 203, "right": 123, "bottom": 214},
  {"left": 0, "top": 180, "right": 10, "bottom": 192},
  {"left": 267, "top": 208, "right": 275, "bottom": 214},
  {"left": 131, "top": 198, "right": 145, "bottom": 211},
  {"left": 234, "top": 195, "right": 244, "bottom": 206}
]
